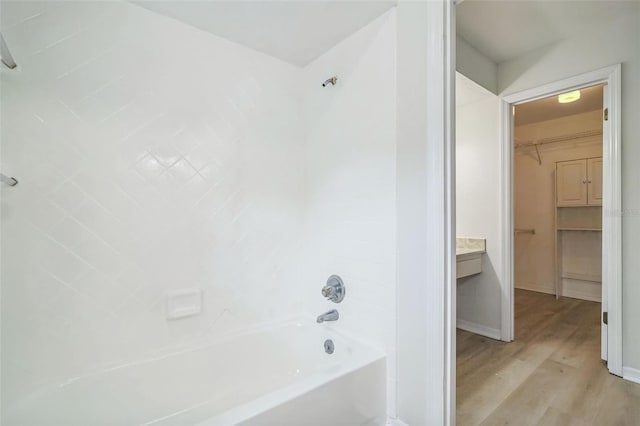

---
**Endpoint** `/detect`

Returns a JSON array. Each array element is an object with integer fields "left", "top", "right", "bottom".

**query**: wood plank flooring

[{"left": 457, "top": 289, "right": 640, "bottom": 426}]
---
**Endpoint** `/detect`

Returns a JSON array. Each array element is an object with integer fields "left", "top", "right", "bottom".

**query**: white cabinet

[
  {"left": 556, "top": 157, "right": 602, "bottom": 206},
  {"left": 554, "top": 157, "right": 603, "bottom": 302},
  {"left": 587, "top": 157, "right": 603, "bottom": 206},
  {"left": 556, "top": 159, "right": 588, "bottom": 206}
]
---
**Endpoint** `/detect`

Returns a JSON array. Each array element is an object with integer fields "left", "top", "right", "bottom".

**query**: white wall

[
  {"left": 300, "top": 10, "right": 397, "bottom": 415},
  {"left": 455, "top": 73, "right": 502, "bottom": 338},
  {"left": 514, "top": 111, "right": 602, "bottom": 295},
  {"left": 457, "top": 36, "right": 498, "bottom": 94},
  {"left": 498, "top": 3, "right": 640, "bottom": 373},
  {"left": 396, "top": 1, "right": 454, "bottom": 423}
]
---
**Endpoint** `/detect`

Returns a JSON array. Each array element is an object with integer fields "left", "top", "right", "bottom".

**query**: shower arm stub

[
  {"left": 0, "top": 173, "right": 18, "bottom": 186},
  {"left": 1, "top": 33, "right": 17, "bottom": 69},
  {"left": 322, "top": 76, "right": 338, "bottom": 87}
]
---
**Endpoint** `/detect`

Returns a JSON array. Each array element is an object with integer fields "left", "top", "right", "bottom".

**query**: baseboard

[
  {"left": 562, "top": 279, "right": 602, "bottom": 302},
  {"left": 515, "top": 282, "right": 602, "bottom": 302},
  {"left": 623, "top": 366, "right": 640, "bottom": 384},
  {"left": 561, "top": 289, "right": 602, "bottom": 303},
  {"left": 456, "top": 319, "right": 502, "bottom": 340},
  {"left": 514, "top": 282, "right": 556, "bottom": 295}
]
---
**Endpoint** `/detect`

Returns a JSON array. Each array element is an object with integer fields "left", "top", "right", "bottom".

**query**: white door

[
  {"left": 556, "top": 159, "right": 588, "bottom": 206},
  {"left": 588, "top": 157, "right": 603, "bottom": 206},
  {"left": 601, "top": 86, "right": 609, "bottom": 362}
]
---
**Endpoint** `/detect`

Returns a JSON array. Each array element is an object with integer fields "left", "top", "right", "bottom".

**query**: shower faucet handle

[{"left": 321, "top": 275, "right": 345, "bottom": 303}]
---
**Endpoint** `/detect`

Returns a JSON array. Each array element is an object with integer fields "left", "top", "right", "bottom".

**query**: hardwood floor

[{"left": 456, "top": 289, "right": 640, "bottom": 426}]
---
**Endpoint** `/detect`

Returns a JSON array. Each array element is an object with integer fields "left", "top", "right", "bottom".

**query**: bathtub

[{"left": 4, "top": 318, "right": 386, "bottom": 426}]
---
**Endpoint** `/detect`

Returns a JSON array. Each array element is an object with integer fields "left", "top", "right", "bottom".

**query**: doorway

[
  {"left": 500, "top": 66, "right": 622, "bottom": 376},
  {"left": 455, "top": 67, "right": 625, "bottom": 425},
  {"left": 514, "top": 85, "right": 604, "bottom": 295}
]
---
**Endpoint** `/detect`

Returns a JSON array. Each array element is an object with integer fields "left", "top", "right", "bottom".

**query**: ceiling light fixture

[{"left": 558, "top": 90, "right": 581, "bottom": 104}]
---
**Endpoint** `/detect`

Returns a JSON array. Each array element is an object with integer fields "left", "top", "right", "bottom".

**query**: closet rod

[
  {"left": 515, "top": 228, "right": 535, "bottom": 235},
  {"left": 515, "top": 129, "right": 602, "bottom": 165},
  {"left": 515, "top": 129, "right": 602, "bottom": 149}
]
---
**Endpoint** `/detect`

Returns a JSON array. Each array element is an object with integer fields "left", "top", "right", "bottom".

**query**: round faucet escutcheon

[
  {"left": 321, "top": 275, "right": 345, "bottom": 303},
  {"left": 324, "top": 339, "right": 334, "bottom": 354}
]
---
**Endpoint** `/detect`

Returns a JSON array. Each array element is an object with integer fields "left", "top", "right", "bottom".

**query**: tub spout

[{"left": 316, "top": 309, "right": 339, "bottom": 323}]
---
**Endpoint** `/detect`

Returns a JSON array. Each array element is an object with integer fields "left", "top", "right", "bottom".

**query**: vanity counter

[{"left": 456, "top": 238, "right": 486, "bottom": 278}]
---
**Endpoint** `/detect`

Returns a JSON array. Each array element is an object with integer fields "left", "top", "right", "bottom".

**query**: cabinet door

[
  {"left": 556, "top": 159, "right": 587, "bottom": 206},
  {"left": 588, "top": 157, "right": 603, "bottom": 206}
]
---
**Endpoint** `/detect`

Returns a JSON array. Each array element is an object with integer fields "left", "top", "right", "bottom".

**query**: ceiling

[
  {"left": 515, "top": 84, "right": 604, "bottom": 127},
  {"left": 132, "top": 1, "right": 395, "bottom": 66},
  {"left": 456, "top": 0, "right": 638, "bottom": 64}
]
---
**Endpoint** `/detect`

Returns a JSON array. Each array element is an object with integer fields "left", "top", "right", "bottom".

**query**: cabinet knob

[{"left": 582, "top": 180, "right": 587, "bottom": 184}]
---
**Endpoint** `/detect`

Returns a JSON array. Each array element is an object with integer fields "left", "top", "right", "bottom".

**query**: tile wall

[
  {"left": 1, "top": 0, "right": 306, "bottom": 409},
  {"left": 0, "top": 0, "right": 397, "bottom": 415},
  {"left": 301, "top": 10, "right": 397, "bottom": 414}
]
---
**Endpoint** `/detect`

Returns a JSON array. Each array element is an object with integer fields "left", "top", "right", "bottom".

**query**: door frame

[{"left": 498, "top": 64, "right": 622, "bottom": 376}]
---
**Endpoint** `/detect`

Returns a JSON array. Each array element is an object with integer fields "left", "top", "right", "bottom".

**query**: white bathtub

[{"left": 4, "top": 318, "right": 386, "bottom": 426}]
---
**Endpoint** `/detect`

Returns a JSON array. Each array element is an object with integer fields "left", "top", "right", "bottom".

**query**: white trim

[
  {"left": 499, "top": 100, "right": 514, "bottom": 342},
  {"left": 499, "top": 64, "right": 623, "bottom": 376},
  {"left": 603, "top": 65, "right": 623, "bottom": 377},
  {"left": 444, "top": 0, "right": 456, "bottom": 424},
  {"left": 501, "top": 66, "right": 621, "bottom": 105},
  {"left": 395, "top": 1, "right": 454, "bottom": 424},
  {"left": 622, "top": 367, "right": 640, "bottom": 385},
  {"left": 456, "top": 320, "right": 502, "bottom": 341}
]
